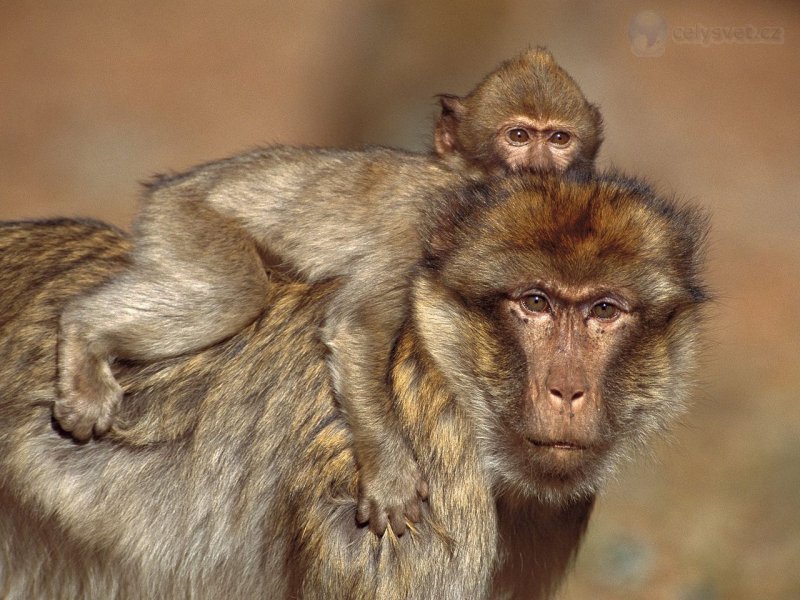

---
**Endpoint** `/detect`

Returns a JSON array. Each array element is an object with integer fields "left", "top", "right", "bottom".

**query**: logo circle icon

[{"left": 629, "top": 11, "right": 668, "bottom": 57}]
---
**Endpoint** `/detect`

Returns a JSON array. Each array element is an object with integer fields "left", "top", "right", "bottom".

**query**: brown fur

[
  {"left": 55, "top": 48, "right": 604, "bottom": 537},
  {"left": 434, "top": 47, "right": 603, "bottom": 174},
  {"left": 0, "top": 171, "right": 707, "bottom": 598}
]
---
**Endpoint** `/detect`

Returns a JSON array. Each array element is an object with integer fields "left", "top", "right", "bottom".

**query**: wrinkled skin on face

[{"left": 416, "top": 172, "right": 708, "bottom": 503}]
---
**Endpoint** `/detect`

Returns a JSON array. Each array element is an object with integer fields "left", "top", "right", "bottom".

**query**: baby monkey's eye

[
  {"left": 507, "top": 128, "right": 531, "bottom": 144},
  {"left": 591, "top": 301, "right": 620, "bottom": 320},
  {"left": 548, "top": 131, "right": 571, "bottom": 146},
  {"left": 521, "top": 294, "right": 550, "bottom": 314}
]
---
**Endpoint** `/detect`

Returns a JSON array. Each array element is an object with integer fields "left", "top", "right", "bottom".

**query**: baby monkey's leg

[{"left": 56, "top": 207, "right": 270, "bottom": 440}]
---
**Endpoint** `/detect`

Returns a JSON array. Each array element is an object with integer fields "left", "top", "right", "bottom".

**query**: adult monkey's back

[{"left": 0, "top": 172, "right": 708, "bottom": 599}]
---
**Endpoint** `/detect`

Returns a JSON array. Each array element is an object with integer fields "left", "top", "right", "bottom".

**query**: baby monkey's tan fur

[{"left": 56, "top": 48, "right": 603, "bottom": 536}]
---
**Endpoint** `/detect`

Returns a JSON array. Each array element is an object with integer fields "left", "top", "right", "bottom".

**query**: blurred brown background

[{"left": 1, "top": 1, "right": 798, "bottom": 598}]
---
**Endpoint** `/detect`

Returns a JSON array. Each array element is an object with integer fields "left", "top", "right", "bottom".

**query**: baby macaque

[
  {"left": 434, "top": 47, "right": 603, "bottom": 174},
  {"left": 56, "top": 48, "right": 604, "bottom": 537}
]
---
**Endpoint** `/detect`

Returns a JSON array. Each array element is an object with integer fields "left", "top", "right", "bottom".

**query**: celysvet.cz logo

[{"left": 629, "top": 11, "right": 785, "bottom": 57}]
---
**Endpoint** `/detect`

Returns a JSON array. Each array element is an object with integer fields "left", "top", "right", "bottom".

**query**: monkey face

[
  {"left": 499, "top": 283, "right": 635, "bottom": 493},
  {"left": 417, "top": 173, "right": 707, "bottom": 504},
  {"left": 434, "top": 48, "right": 604, "bottom": 176},
  {"left": 495, "top": 117, "right": 581, "bottom": 174}
]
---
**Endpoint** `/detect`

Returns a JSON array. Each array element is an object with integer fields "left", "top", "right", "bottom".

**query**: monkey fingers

[
  {"left": 355, "top": 464, "right": 429, "bottom": 538},
  {"left": 55, "top": 349, "right": 122, "bottom": 441}
]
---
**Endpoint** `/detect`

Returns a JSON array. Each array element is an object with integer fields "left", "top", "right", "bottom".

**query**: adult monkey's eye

[
  {"left": 548, "top": 131, "right": 571, "bottom": 146},
  {"left": 521, "top": 294, "right": 549, "bottom": 314},
  {"left": 507, "top": 128, "right": 531, "bottom": 144},
  {"left": 591, "top": 301, "right": 620, "bottom": 320}
]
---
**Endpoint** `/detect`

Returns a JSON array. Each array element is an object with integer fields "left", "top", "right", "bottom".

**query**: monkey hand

[
  {"left": 54, "top": 349, "right": 122, "bottom": 441},
  {"left": 355, "top": 448, "right": 429, "bottom": 538}
]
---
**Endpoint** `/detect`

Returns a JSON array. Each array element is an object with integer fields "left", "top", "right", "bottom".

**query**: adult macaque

[
  {"left": 0, "top": 172, "right": 707, "bottom": 599},
  {"left": 55, "top": 48, "right": 604, "bottom": 536}
]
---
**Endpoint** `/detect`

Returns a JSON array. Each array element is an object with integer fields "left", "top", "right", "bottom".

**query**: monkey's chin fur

[{"left": 486, "top": 434, "right": 622, "bottom": 505}]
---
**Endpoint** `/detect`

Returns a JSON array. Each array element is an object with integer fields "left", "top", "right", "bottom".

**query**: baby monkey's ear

[{"left": 433, "top": 94, "right": 466, "bottom": 157}]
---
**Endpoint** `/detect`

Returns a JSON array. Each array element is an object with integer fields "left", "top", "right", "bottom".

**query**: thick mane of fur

[{"left": 424, "top": 171, "right": 708, "bottom": 305}]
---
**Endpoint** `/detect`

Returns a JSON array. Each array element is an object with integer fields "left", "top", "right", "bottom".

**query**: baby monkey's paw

[
  {"left": 356, "top": 453, "right": 429, "bottom": 538},
  {"left": 54, "top": 352, "right": 122, "bottom": 441}
]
